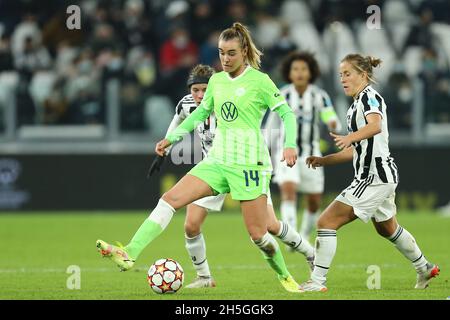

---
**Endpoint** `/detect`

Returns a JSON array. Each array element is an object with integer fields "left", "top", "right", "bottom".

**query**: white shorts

[
  {"left": 192, "top": 191, "right": 273, "bottom": 211},
  {"left": 336, "top": 180, "right": 397, "bottom": 223},
  {"left": 273, "top": 156, "right": 324, "bottom": 194},
  {"left": 193, "top": 194, "right": 227, "bottom": 212}
]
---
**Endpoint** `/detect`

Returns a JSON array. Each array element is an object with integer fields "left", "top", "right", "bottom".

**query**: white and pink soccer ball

[{"left": 147, "top": 258, "right": 184, "bottom": 294}]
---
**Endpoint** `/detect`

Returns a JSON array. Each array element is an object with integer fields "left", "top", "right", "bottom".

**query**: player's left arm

[
  {"left": 331, "top": 113, "right": 381, "bottom": 149},
  {"left": 319, "top": 91, "right": 342, "bottom": 133},
  {"left": 262, "top": 75, "right": 297, "bottom": 167}
]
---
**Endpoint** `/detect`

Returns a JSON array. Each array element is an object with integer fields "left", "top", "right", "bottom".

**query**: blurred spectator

[
  {"left": 199, "top": 30, "right": 221, "bottom": 70},
  {"left": 120, "top": 0, "right": 155, "bottom": 50},
  {"left": 10, "top": 13, "right": 41, "bottom": 56},
  {"left": 261, "top": 23, "right": 296, "bottom": 77},
  {"left": 13, "top": 36, "right": 52, "bottom": 75},
  {"left": 220, "top": 0, "right": 251, "bottom": 29},
  {"left": 125, "top": 46, "right": 157, "bottom": 91},
  {"left": 403, "top": 8, "right": 436, "bottom": 52},
  {"left": 88, "top": 23, "right": 120, "bottom": 54},
  {"left": 417, "top": 0, "right": 450, "bottom": 23},
  {"left": 384, "top": 69, "right": 414, "bottom": 129},
  {"left": 426, "top": 77, "right": 450, "bottom": 123},
  {"left": 0, "top": 35, "right": 13, "bottom": 71},
  {"left": 159, "top": 27, "right": 198, "bottom": 103},
  {"left": 189, "top": 1, "right": 216, "bottom": 45},
  {"left": 120, "top": 81, "right": 145, "bottom": 131},
  {"left": 253, "top": 10, "right": 282, "bottom": 50},
  {"left": 419, "top": 48, "right": 444, "bottom": 96},
  {"left": 160, "top": 27, "right": 198, "bottom": 74},
  {"left": 42, "top": 80, "right": 68, "bottom": 124}
]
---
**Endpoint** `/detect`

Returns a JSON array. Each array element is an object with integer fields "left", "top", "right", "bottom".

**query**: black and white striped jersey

[
  {"left": 265, "top": 83, "right": 340, "bottom": 158},
  {"left": 346, "top": 85, "right": 399, "bottom": 184},
  {"left": 166, "top": 94, "right": 216, "bottom": 156}
]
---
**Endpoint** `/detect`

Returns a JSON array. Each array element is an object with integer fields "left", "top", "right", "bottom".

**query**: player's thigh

[
  {"left": 240, "top": 195, "right": 269, "bottom": 240},
  {"left": 162, "top": 174, "right": 214, "bottom": 210},
  {"left": 185, "top": 203, "right": 208, "bottom": 237},
  {"left": 317, "top": 200, "right": 358, "bottom": 230}
]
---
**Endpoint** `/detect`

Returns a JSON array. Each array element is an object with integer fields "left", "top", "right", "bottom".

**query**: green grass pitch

[{"left": 0, "top": 210, "right": 448, "bottom": 300}]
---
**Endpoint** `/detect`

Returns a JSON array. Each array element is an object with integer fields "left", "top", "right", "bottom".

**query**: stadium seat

[
  {"left": 289, "top": 22, "right": 330, "bottom": 73},
  {"left": 430, "top": 22, "right": 450, "bottom": 66},
  {"left": 280, "top": 0, "right": 313, "bottom": 25},
  {"left": 403, "top": 46, "right": 423, "bottom": 77},
  {"left": 0, "top": 71, "right": 19, "bottom": 107},
  {"left": 322, "top": 21, "right": 359, "bottom": 87},
  {"left": 144, "top": 95, "right": 173, "bottom": 138},
  {"left": 356, "top": 22, "right": 396, "bottom": 83}
]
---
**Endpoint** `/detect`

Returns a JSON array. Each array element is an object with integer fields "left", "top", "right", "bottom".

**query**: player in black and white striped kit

[
  {"left": 298, "top": 54, "right": 440, "bottom": 292},
  {"left": 265, "top": 51, "right": 341, "bottom": 243},
  {"left": 150, "top": 64, "right": 314, "bottom": 289}
]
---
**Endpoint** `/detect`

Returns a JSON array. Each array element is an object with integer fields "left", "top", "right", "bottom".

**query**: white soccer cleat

[
  {"left": 415, "top": 263, "right": 440, "bottom": 289},
  {"left": 299, "top": 279, "right": 328, "bottom": 292},
  {"left": 185, "top": 276, "right": 216, "bottom": 289}
]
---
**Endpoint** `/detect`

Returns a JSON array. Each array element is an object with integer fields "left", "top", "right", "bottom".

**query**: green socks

[
  {"left": 124, "top": 199, "right": 175, "bottom": 260},
  {"left": 253, "top": 232, "right": 290, "bottom": 279}
]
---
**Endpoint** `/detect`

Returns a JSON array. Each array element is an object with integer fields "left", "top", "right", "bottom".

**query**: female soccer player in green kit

[{"left": 97, "top": 22, "right": 303, "bottom": 292}]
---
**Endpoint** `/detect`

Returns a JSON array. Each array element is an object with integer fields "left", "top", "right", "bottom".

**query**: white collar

[{"left": 226, "top": 65, "right": 251, "bottom": 81}]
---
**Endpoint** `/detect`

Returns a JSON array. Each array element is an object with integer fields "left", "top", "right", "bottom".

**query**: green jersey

[{"left": 167, "top": 66, "right": 296, "bottom": 171}]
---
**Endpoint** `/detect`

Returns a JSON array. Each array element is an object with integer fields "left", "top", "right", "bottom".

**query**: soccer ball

[{"left": 147, "top": 258, "right": 184, "bottom": 294}]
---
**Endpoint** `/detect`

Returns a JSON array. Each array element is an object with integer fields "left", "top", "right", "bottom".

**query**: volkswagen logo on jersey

[{"left": 221, "top": 102, "right": 238, "bottom": 122}]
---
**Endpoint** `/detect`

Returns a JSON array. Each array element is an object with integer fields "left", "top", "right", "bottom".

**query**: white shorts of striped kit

[
  {"left": 193, "top": 190, "right": 273, "bottom": 212},
  {"left": 273, "top": 156, "right": 324, "bottom": 194},
  {"left": 335, "top": 176, "right": 397, "bottom": 223}
]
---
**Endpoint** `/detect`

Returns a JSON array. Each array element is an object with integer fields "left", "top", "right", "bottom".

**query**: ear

[
  {"left": 241, "top": 46, "right": 248, "bottom": 58},
  {"left": 362, "top": 71, "right": 368, "bottom": 80}
]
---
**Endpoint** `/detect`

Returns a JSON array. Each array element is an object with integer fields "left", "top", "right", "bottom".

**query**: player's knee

[
  {"left": 266, "top": 217, "right": 280, "bottom": 235},
  {"left": 282, "top": 191, "right": 297, "bottom": 202},
  {"left": 317, "top": 215, "right": 331, "bottom": 229},
  {"left": 248, "top": 229, "right": 266, "bottom": 241},
  {"left": 184, "top": 221, "right": 201, "bottom": 238},
  {"left": 161, "top": 192, "right": 182, "bottom": 209},
  {"left": 308, "top": 201, "right": 320, "bottom": 213},
  {"left": 376, "top": 225, "right": 395, "bottom": 238},
  {"left": 251, "top": 233, "right": 277, "bottom": 257}
]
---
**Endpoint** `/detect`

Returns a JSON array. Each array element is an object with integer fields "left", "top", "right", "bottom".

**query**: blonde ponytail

[{"left": 219, "top": 22, "right": 263, "bottom": 70}]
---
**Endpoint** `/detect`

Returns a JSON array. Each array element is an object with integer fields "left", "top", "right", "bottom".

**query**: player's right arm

[
  {"left": 166, "top": 100, "right": 187, "bottom": 137},
  {"left": 157, "top": 81, "right": 215, "bottom": 155},
  {"left": 306, "top": 146, "right": 353, "bottom": 169}
]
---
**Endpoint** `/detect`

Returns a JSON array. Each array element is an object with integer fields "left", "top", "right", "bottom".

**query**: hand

[
  {"left": 281, "top": 148, "right": 297, "bottom": 168},
  {"left": 305, "top": 156, "right": 324, "bottom": 169},
  {"left": 147, "top": 155, "right": 166, "bottom": 178},
  {"left": 330, "top": 132, "right": 353, "bottom": 149},
  {"left": 155, "top": 139, "right": 171, "bottom": 157}
]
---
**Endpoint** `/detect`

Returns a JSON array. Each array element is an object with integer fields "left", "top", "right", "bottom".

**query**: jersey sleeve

[
  {"left": 360, "top": 91, "right": 383, "bottom": 118},
  {"left": 165, "top": 99, "right": 187, "bottom": 137},
  {"left": 262, "top": 110, "right": 282, "bottom": 152},
  {"left": 165, "top": 80, "right": 215, "bottom": 144},
  {"left": 274, "top": 104, "right": 297, "bottom": 149},
  {"left": 318, "top": 89, "right": 342, "bottom": 131},
  {"left": 261, "top": 74, "right": 289, "bottom": 111}
]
